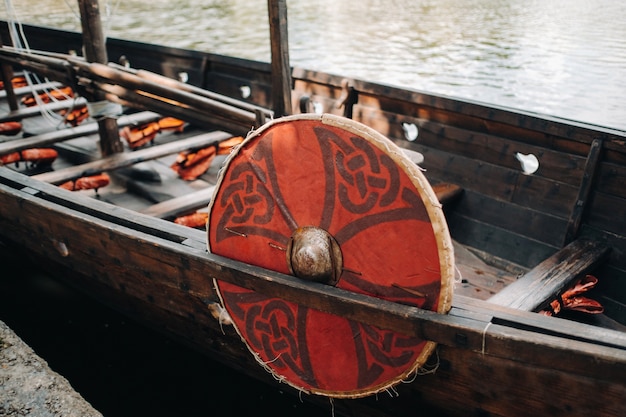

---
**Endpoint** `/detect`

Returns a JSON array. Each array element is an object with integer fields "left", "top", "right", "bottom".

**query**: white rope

[
  {"left": 61, "top": 0, "right": 122, "bottom": 38},
  {"left": 481, "top": 321, "right": 493, "bottom": 356},
  {"left": 3, "top": 0, "right": 76, "bottom": 127},
  {"left": 62, "top": 0, "right": 81, "bottom": 23},
  {"left": 87, "top": 100, "right": 123, "bottom": 120},
  {"left": 4, "top": 0, "right": 123, "bottom": 127}
]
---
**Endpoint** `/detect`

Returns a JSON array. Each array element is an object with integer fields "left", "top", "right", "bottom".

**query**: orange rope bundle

[
  {"left": 540, "top": 274, "right": 604, "bottom": 316},
  {"left": 60, "top": 105, "right": 90, "bottom": 127},
  {"left": 171, "top": 136, "right": 243, "bottom": 181},
  {"left": 120, "top": 117, "right": 185, "bottom": 149},
  {"left": 59, "top": 173, "right": 111, "bottom": 192},
  {"left": 0, "top": 121, "right": 22, "bottom": 136},
  {"left": 174, "top": 211, "right": 209, "bottom": 228},
  {"left": 0, "top": 76, "right": 27, "bottom": 90},
  {"left": 21, "top": 86, "right": 74, "bottom": 107},
  {"left": 0, "top": 148, "right": 58, "bottom": 166}
]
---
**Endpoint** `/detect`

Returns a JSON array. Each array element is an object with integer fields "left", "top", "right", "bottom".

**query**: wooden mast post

[
  {"left": 0, "top": 38, "right": 19, "bottom": 111},
  {"left": 77, "top": 0, "right": 123, "bottom": 156},
  {"left": 267, "top": 0, "right": 292, "bottom": 117}
]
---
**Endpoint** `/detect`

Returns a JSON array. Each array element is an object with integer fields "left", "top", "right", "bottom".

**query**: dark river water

[
  {"left": 0, "top": 1, "right": 625, "bottom": 416},
  {"left": 4, "top": 0, "right": 626, "bottom": 130}
]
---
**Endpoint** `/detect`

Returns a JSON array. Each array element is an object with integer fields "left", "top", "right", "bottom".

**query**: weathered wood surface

[
  {"left": 78, "top": 0, "right": 123, "bottom": 156},
  {"left": 1, "top": 168, "right": 625, "bottom": 380},
  {"left": 563, "top": 139, "right": 604, "bottom": 245},
  {"left": 140, "top": 186, "right": 215, "bottom": 218},
  {"left": 488, "top": 238, "right": 611, "bottom": 311},
  {"left": 1, "top": 166, "right": 625, "bottom": 417}
]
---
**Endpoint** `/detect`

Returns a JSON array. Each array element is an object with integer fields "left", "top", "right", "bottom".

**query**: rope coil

[{"left": 86, "top": 100, "right": 123, "bottom": 120}]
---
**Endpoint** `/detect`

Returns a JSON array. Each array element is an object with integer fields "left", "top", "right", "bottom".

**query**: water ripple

[{"left": 4, "top": 0, "right": 625, "bottom": 129}]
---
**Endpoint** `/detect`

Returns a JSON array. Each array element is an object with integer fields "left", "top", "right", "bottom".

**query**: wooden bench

[{"left": 487, "top": 238, "right": 610, "bottom": 311}]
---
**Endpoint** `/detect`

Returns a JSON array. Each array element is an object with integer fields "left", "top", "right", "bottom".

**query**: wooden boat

[{"left": 1, "top": 3, "right": 625, "bottom": 416}]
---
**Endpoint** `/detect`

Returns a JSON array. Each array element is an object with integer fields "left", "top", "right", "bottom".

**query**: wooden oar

[
  {"left": 84, "top": 63, "right": 259, "bottom": 125},
  {"left": 94, "top": 82, "right": 254, "bottom": 135},
  {"left": 113, "top": 64, "right": 273, "bottom": 121},
  {"left": 0, "top": 47, "right": 271, "bottom": 133}
]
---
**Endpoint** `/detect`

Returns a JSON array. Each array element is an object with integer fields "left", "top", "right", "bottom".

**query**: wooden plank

[
  {"left": 294, "top": 67, "right": 626, "bottom": 152},
  {"left": 33, "top": 130, "right": 232, "bottom": 184},
  {"left": 140, "top": 186, "right": 215, "bottom": 218},
  {"left": 454, "top": 294, "right": 626, "bottom": 349},
  {"left": 487, "top": 238, "right": 611, "bottom": 311},
  {"left": 415, "top": 145, "right": 519, "bottom": 201},
  {"left": 510, "top": 173, "right": 579, "bottom": 218},
  {"left": 586, "top": 191, "right": 626, "bottom": 237},
  {"left": 356, "top": 104, "right": 587, "bottom": 186},
  {"left": 400, "top": 343, "right": 626, "bottom": 417},
  {"left": 2, "top": 186, "right": 625, "bottom": 382},
  {"left": 563, "top": 139, "right": 603, "bottom": 244},
  {"left": 447, "top": 212, "right": 557, "bottom": 269},
  {"left": 0, "top": 111, "right": 159, "bottom": 155},
  {"left": 597, "top": 160, "right": 626, "bottom": 199},
  {"left": 450, "top": 189, "right": 567, "bottom": 247}
]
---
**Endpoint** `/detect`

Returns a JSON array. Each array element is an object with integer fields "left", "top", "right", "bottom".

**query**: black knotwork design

[
  {"left": 237, "top": 296, "right": 316, "bottom": 386},
  {"left": 351, "top": 321, "right": 423, "bottom": 388}
]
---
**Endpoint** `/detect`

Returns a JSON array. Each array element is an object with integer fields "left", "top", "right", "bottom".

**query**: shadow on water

[{"left": 0, "top": 241, "right": 332, "bottom": 417}]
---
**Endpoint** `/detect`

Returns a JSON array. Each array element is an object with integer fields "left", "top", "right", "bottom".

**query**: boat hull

[{"left": 1, "top": 167, "right": 625, "bottom": 417}]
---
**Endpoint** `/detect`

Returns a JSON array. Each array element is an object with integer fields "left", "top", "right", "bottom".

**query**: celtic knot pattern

[
  {"left": 335, "top": 136, "right": 400, "bottom": 214},
  {"left": 213, "top": 138, "right": 281, "bottom": 243},
  {"left": 352, "top": 321, "right": 423, "bottom": 387},
  {"left": 228, "top": 291, "right": 315, "bottom": 385}
]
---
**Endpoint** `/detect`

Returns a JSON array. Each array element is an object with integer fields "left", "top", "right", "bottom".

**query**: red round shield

[{"left": 207, "top": 114, "right": 454, "bottom": 398}]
